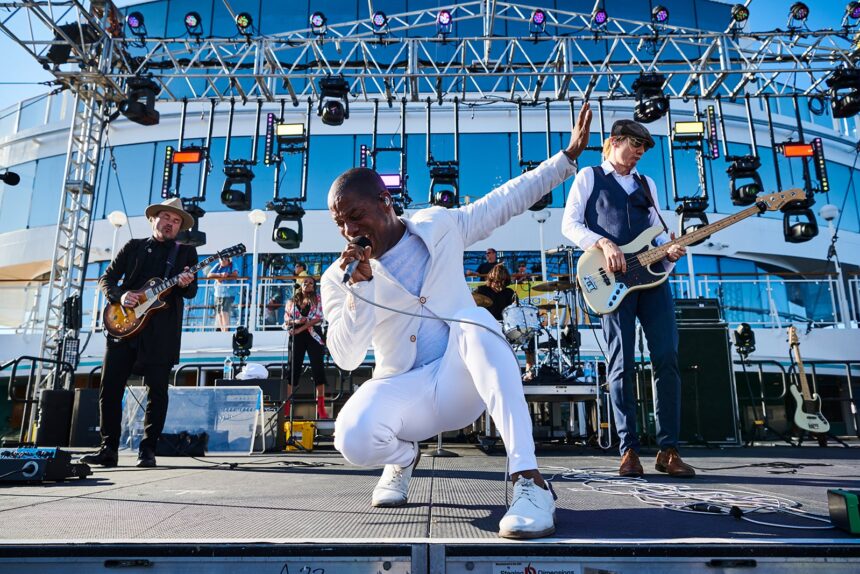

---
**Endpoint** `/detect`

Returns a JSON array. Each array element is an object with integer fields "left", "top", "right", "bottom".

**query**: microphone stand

[{"left": 283, "top": 307, "right": 307, "bottom": 453}]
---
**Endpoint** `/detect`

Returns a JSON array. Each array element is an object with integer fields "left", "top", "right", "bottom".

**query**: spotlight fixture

[
  {"left": 651, "top": 5, "right": 670, "bottom": 24},
  {"left": 733, "top": 323, "right": 756, "bottom": 357},
  {"left": 846, "top": 2, "right": 860, "bottom": 26},
  {"left": 788, "top": 2, "right": 809, "bottom": 26},
  {"left": 672, "top": 121, "right": 705, "bottom": 142},
  {"left": 317, "top": 75, "right": 350, "bottom": 126},
  {"left": 632, "top": 73, "right": 669, "bottom": 123},
  {"left": 184, "top": 11, "right": 203, "bottom": 38},
  {"left": 783, "top": 208, "right": 818, "bottom": 243},
  {"left": 235, "top": 12, "right": 253, "bottom": 36},
  {"left": 675, "top": 199, "right": 710, "bottom": 246},
  {"left": 176, "top": 201, "right": 207, "bottom": 247},
  {"left": 126, "top": 11, "right": 146, "bottom": 37},
  {"left": 271, "top": 200, "right": 305, "bottom": 249},
  {"left": 436, "top": 9, "right": 453, "bottom": 37},
  {"left": 429, "top": 164, "right": 459, "bottom": 208},
  {"left": 826, "top": 67, "right": 860, "bottom": 118},
  {"left": 371, "top": 11, "right": 389, "bottom": 36},
  {"left": 727, "top": 155, "right": 763, "bottom": 206},
  {"left": 529, "top": 9, "right": 547, "bottom": 36},
  {"left": 221, "top": 165, "right": 254, "bottom": 211},
  {"left": 232, "top": 325, "right": 253, "bottom": 361},
  {"left": 731, "top": 4, "right": 750, "bottom": 24},
  {"left": 310, "top": 11, "right": 327, "bottom": 36},
  {"left": 118, "top": 76, "right": 161, "bottom": 126},
  {"left": 592, "top": 8, "right": 609, "bottom": 27}
]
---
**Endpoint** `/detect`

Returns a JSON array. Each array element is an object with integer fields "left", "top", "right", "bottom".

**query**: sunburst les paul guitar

[
  {"left": 787, "top": 325, "right": 830, "bottom": 434},
  {"left": 102, "top": 243, "right": 246, "bottom": 339},
  {"left": 576, "top": 189, "right": 806, "bottom": 314}
]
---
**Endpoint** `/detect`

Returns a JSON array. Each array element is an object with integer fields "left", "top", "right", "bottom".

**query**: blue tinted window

[
  {"left": 28, "top": 155, "right": 65, "bottom": 227},
  {"left": 100, "top": 143, "right": 157, "bottom": 219},
  {"left": 0, "top": 161, "right": 36, "bottom": 233},
  {"left": 17, "top": 95, "right": 47, "bottom": 131},
  {"left": 306, "top": 134, "right": 354, "bottom": 209}
]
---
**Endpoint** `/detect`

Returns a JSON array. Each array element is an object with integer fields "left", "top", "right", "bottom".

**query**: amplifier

[
  {"left": 674, "top": 298, "right": 722, "bottom": 323},
  {"left": 0, "top": 447, "right": 92, "bottom": 483},
  {"left": 214, "top": 378, "right": 284, "bottom": 403}
]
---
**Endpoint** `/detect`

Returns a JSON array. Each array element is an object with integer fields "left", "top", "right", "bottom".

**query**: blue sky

[{"left": 0, "top": 2, "right": 848, "bottom": 113}]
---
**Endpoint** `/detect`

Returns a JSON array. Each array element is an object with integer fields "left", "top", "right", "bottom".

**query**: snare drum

[{"left": 502, "top": 304, "right": 541, "bottom": 345}]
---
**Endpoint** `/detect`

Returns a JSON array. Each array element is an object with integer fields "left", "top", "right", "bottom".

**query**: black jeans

[
  {"left": 100, "top": 340, "right": 172, "bottom": 452},
  {"left": 288, "top": 332, "right": 328, "bottom": 389}
]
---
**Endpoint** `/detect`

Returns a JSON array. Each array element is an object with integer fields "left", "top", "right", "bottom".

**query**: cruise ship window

[
  {"left": 17, "top": 96, "right": 47, "bottom": 132},
  {"left": 0, "top": 161, "right": 35, "bottom": 233},
  {"left": 28, "top": 155, "right": 65, "bottom": 228},
  {"left": 101, "top": 143, "right": 156, "bottom": 220},
  {"left": 307, "top": 135, "right": 354, "bottom": 210},
  {"left": 462, "top": 133, "right": 514, "bottom": 199}
]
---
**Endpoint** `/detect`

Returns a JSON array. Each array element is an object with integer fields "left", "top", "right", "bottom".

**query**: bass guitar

[
  {"left": 102, "top": 243, "right": 246, "bottom": 339},
  {"left": 787, "top": 325, "right": 830, "bottom": 433},
  {"left": 576, "top": 188, "right": 805, "bottom": 314}
]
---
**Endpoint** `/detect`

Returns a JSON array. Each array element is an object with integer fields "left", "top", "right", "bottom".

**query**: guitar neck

[
  {"left": 150, "top": 254, "right": 217, "bottom": 296},
  {"left": 637, "top": 202, "right": 764, "bottom": 266},
  {"left": 791, "top": 340, "right": 814, "bottom": 402}
]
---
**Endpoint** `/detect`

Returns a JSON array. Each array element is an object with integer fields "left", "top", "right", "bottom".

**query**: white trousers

[{"left": 334, "top": 307, "right": 538, "bottom": 474}]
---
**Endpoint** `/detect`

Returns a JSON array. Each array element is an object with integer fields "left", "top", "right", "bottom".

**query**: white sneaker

[
  {"left": 371, "top": 442, "right": 420, "bottom": 508},
  {"left": 498, "top": 477, "right": 556, "bottom": 539}
]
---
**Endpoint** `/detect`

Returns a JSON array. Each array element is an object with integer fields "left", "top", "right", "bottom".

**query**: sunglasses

[{"left": 626, "top": 136, "right": 648, "bottom": 149}]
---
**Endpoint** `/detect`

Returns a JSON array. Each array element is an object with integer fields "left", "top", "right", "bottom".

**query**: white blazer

[{"left": 321, "top": 151, "right": 577, "bottom": 379}]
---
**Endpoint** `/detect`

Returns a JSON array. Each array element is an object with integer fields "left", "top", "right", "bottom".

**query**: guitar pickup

[{"left": 599, "top": 268, "right": 611, "bottom": 286}]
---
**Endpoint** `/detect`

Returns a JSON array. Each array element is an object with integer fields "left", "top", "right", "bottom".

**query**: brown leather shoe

[
  {"left": 655, "top": 447, "right": 696, "bottom": 478},
  {"left": 619, "top": 449, "right": 643, "bottom": 478}
]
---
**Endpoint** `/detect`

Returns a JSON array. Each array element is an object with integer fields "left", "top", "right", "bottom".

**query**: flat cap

[{"left": 610, "top": 119, "right": 655, "bottom": 150}]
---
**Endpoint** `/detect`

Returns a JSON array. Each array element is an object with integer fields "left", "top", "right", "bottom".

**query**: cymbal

[
  {"left": 532, "top": 281, "right": 576, "bottom": 292},
  {"left": 536, "top": 302, "right": 561, "bottom": 311},
  {"left": 472, "top": 292, "right": 493, "bottom": 308}
]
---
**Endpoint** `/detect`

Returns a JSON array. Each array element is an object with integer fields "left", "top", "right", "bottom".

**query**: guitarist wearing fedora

[
  {"left": 80, "top": 198, "right": 198, "bottom": 468},
  {"left": 561, "top": 119, "right": 695, "bottom": 479}
]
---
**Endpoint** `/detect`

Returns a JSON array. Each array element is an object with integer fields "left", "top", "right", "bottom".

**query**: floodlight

[
  {"left": 780, "top": 142, "right": 814, "bottom": 158},
  {"left": 184, "top": 12, "right": 203, "bottom": 38},
  {"left": 310, "top": 11, "right": 327, "bottom": 36},
  {"left": 789, "top": 2, "right": 809, "bottom": 21},
  {"left": 437, "top": 9, "right": 453, "bottom": 37},
  {"left": 652, "top": 5, "right": 669, "bottom": 24},
  {"left": 731, "top": 4, "right": 750, "bottom": 23},
  {"left": 530, "top": 9, "right": 547, "bottom": 36},
  {"left": 592, "top": 8, "right": 609, "bottom": 27},
  {"left": 371, "top": 11, "right": 389, "bottom": 36},
  {"left": 126, "top": 12, "right": 146, "bottom": 37},
  {"left": 236, "top": 12, "right": 253, "bottom": 35},
  {"left": 673, "top": 121, "right": 705, "bottom": 142}
]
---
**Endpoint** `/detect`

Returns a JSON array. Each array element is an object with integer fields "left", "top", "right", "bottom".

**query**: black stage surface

[{"left": 1, "top": 444, "right": 858, "bottom": 543}]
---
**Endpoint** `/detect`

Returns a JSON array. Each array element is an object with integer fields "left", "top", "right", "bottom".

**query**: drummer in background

[{"left": 474, "top": 264, "right": 537, "bottom": 381}]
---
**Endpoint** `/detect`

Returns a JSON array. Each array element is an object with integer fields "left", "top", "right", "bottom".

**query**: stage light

[
  {"left": 221, "top": 165, "right": 254, "bottom": 211},
  {"left": 706, "top": 105, "right": 720, "bottom": 159},
  {"left": 176, "top": 202, "right": 207, "bottom": 247},
  {"left": 592, "top": 8, "right": 609, "bottom": 27},
  {"left": 530, "top": 9, "right": 547, "bottom": 36},
  {"left": 672, "top": 121, "right": 705, "bottom": 142},
  {"left": 733, "top": 323, "right": 756, "bottom": 357},
  {"left": 0, "top": 171, "right": 20, "bottom": 186},
  {"left": 437, "top": 9, "right": 453, "bottom": 37},
  {"left": 310, "top": 11, "right": 327, "bottom": 36},
  {"left": 826, "top": 67, "right": 860, "bottom": 118},
  {"left": 232, "top": 326, "right": 253, "bottom": 360},
  {"left": 271, "top": 200, "right": 305, "bottom": 249},
  {"left": 235, "top": 12, "right": 253, "bottom": 36},
  {"left": 161, "top": 147, "right": 174, "bottom": 196},
  {"left": 184, "top": 11, "right": 203, "bottom": 38},
  {"left": 126, "top": 11, "right": 146, "bottom": 37},
  {"left": 780, "top": 142, "right": 814, "bottom": 158},
  {"left": 380, "top": 173, "right": 403, "bottom": 191},
  {"left": 675, "top": 199, "right": 710, "bottom": 246},
  {"left": 429, "top": 164, "right": 459, "bottom": 208},
  {"left": 276, "top": 123, "right": 305, "bottom": 141},
  {"left": 789, "top": 2, "right": 809, "bottom": 22},
  {"left": 317, "top": 75, "right": 350, "bottom": 126},
  {"left": 118, "top": 76, "right": 161, "bottom": 126},
  {"left": 847, "top": 2, "right": 860, "bottom": 22},
  {"left": 172, "top": 148, "right": 205, "bottom": 164},
  {"left": 651, "top": 5, "right": 669, "bottom": 24},
  {"left": 812, "top": 138, "right": 830, "bottom": 194},
  {"left": 727, "top": 155, "right": 763, "bottom": 206},
  {"left": 371, "top": 11, "right": 389, "bottom": 36},
  {"left": 633, "top": 73, "right": 669, "bottom": 123},
  {"left": 731, "top": 4, "right": 750, "bottom": 23},
  {"left": 783, "top": 208, "right": 818, "bottom": 243}
]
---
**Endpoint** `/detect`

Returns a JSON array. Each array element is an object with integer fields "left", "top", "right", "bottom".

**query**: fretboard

[
  {"left": 637, "top": 202, "right": 764, "bottom": 267},
  {"left": 792, "top": 343, "right": 813, "bottom": 402},
  {"left": 150, "top": 254, "right": 218, "bottom": 296}
]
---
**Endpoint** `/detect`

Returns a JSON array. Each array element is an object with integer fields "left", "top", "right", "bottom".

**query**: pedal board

[{"left": 0, "top": 447, "right": 92, "bottom": 483}]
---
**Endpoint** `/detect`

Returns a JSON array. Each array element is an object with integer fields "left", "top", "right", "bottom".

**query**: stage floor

[{"left": 1, "top": 443, "right": 859, "bottom": 544}]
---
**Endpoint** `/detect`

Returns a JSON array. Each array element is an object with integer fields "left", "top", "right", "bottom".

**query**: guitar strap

[
  {"left": 633, "top": 173, "right": 670, "bottom": 235},
  {"left": 164, "top": 242, "right": 181, "bottom": 279}
]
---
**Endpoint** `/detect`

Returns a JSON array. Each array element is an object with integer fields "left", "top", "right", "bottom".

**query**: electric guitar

[
  {"left": 787, "top": 325, "right": 830, "bottom": 433},
  {"left": 102, "top": 243, "right": 246, "bottom": 339},
  {"left": 576, "top": 188, "right": 805, "bottom": 314}
]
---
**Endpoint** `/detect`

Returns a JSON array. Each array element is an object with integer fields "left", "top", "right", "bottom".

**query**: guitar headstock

[
  {"left": 217, "top": 243, "right": 247, "bottom": 259},
  {"left": 788, "top": 325, "right": 799, "bottom": 346},
  {"left": 758, "top": 188, "right": 806, "bottom": 212}
]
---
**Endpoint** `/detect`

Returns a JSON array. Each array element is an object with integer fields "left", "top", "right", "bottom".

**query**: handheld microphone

[{"left": 342, "top": 236, "right": 372, "bottom": 283}]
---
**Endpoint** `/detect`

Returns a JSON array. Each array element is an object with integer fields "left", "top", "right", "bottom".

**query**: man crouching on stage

[{"left": 320, "top": 103, "right": 592, "bottom": 539}]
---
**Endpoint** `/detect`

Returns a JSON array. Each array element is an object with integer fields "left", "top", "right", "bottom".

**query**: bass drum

[{"left": 502, "top": 304, "right": 541, "bottom": 345}]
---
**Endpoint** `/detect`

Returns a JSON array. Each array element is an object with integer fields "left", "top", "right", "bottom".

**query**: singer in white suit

[{"left": 321, "top": 104, "right": 592, "bottom": 539}]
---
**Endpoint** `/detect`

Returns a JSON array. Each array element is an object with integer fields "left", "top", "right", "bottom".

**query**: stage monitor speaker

[
  {"left": 34, "top": 390, "right": 74, "bottom": 447},
  {"left": 69, "top": 388, "right": 101, "bottom": 447},
  {"left": 214, "top": 378, "right": 284, "bottom": 403},
  {"left": 677, "top": 322, "right": 741, "bottom": 445},
  {"left": 674, "top": 298, "right": 722, "bottom": 323}
]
